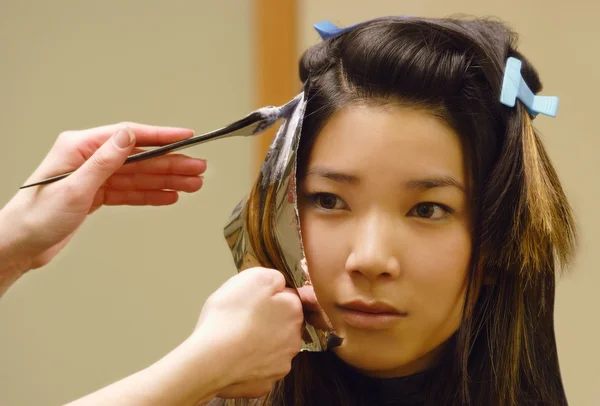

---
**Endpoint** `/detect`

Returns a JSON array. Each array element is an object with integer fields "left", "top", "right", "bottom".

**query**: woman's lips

[{"left": 337, "top": 301, "right": 408, "bottom": 330}]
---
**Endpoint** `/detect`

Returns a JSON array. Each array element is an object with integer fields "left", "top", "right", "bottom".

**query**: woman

[{"left": 213, "top": 15, "right": 576, "bottom": 406}]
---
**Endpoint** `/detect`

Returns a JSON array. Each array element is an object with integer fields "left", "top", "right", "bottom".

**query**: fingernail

[{"left": 113, "top": 128, "right": 135, "bottom": 149}]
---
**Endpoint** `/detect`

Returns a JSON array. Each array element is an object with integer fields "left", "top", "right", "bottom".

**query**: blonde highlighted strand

[{"left": 515, "top": 105, "right": 577, "bottom": 279}]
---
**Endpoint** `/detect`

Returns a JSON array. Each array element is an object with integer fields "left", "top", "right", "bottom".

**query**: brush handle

[{"left": 19, "top": 112, "right": 274, "bottom": 189}]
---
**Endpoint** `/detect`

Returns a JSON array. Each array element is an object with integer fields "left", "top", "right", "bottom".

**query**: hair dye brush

[{"left": 19, "top": 95, "right": 302, "bottom": 189}]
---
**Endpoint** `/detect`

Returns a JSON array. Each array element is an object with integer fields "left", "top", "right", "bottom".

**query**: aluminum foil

[{"left": 223, "top": 91, "right": 340, "bottom": 352}]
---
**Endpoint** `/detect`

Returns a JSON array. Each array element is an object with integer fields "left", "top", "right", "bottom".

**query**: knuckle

[
  {"left": 254, "top": 267, "right": 283, "bottom": 287},
  {"left": 91, "top": 149, "right": 111, "bottom": 168},
  {"left": 246, "top": 266, "right": 267, "bottom": 278},
  {"left": 118, "top": 121, "right": 135, "bottom": 129},
  {"left": 57, "top": 130, "right": 74, "bottom": 141},
  {"left": 56, "top": 130, "right": 78, "bottom": 148},
  {"left": 203, "top": 291, "right": 217, "bottom": 306},
  {"left": 272, "top": 270, "right": 285, "bottom": 284},
  {"left": 264, "top": 267, "right": 282, "bottom": 280}
]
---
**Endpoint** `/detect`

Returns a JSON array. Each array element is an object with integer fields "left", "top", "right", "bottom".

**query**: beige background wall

[
  {"left": 299, "top": 1, "right": 599, "bottom": 404},
  {"left": 1, "top": 1, "right": 597, "bottom": 405},
  {"left": 0, "top": 1, "right": 255, "bottom": 405}
]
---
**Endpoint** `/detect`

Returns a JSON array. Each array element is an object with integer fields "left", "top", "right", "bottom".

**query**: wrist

[{"left": 141, "top": 329, "right": 234, "bottom": 405}]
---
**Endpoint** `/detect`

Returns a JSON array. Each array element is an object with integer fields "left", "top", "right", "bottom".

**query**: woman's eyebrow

[
  {"left": 404, "top": 176, "right": 466, "bottom": 193},
  {"left": 304, "top": 166, "right": 465, "bottom": 192},
  {"left": 304, "top": 166, "right": 359, "bottom": 184}
]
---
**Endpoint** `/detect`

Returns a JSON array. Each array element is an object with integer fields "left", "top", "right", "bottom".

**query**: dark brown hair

[{"left": 214, "top": 15, "right": 576, "bottom": 406}]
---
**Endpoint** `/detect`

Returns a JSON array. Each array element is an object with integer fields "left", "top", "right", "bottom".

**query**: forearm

[
  {"left": 63, "top": 367, "right": 170, "bottom": 406},
  {"left": 65, "top": 332, "right": 231, "bottom": 406},
  {"left": 0, "top": 203, "right": 31, "bottom": 297}
]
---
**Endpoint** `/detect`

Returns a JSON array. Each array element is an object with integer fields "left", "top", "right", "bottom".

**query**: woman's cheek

[
  {"left": 410, "top": 231, "right": 471, "bottom": 327},
  {"left": 302, "top": 218, "right": 344, "bottom": 300}
]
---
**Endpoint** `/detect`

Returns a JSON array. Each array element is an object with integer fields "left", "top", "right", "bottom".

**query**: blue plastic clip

[
  {"left": 314, "top": 16, "right": 410, "bottom": 41},
  {"left": 313, "top": 21, "right": 363, "bottom": 40},
  {"left": 500, "top": 57, "right": 559, "bottom": 118}
]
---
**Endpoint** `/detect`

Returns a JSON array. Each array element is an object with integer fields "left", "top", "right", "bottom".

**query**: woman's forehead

[{"left": 305, "top": 104, "right": 466, "bottom": 182}]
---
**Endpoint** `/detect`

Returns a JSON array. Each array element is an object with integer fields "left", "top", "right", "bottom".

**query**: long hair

[{"left": 213, "top": 16, "right": 576, "bottom": 406}]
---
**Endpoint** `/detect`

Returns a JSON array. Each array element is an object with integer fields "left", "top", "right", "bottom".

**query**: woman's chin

[{"left": 331, "top": 340, "right": 437, "bottom": 378}]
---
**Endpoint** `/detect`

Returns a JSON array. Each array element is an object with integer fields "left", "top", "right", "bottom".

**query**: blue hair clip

[
  {"left": 313, "top": 21, "right": 363, "bottom": 40},
  {"left": 314, "top": 17, "right": 413, "bottom": 40},
  {"left": 500, "top": 57, "right": 559, "bottom": 118}
]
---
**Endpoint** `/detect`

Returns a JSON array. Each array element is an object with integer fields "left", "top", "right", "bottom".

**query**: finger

[
  {"left": 265, "top": 269, "right": 286, "bottom": 293},
  {"left": 274, "top": 289, "right": 304, "bottom": 318},
  {"left": 115, "top": 154, "right": 207, "bottom": 176},
  {"left": 65, "top": 128, "right": 136, "bottom": 197},
  {"left": 246, "top": 267, "right": 287, "bottom": 294},
  {"left": 102, "top": 189, "right": 179, "bottom": 206},
  {"left": 295, "top": 286, "right": 331, "bottom": 330},
  {"left": 76, "top": 122, "right": 195, "bottom": 147},
  {"left": 106, "top": 174, "right": 203, "bottom": 192},
  {"left": 296, "top": 285, "right": 320, "bottom": 312}
]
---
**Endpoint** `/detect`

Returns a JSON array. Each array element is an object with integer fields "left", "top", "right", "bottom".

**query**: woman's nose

[{"left": 345, "top": 213, "right": 401, "bottom": 282}]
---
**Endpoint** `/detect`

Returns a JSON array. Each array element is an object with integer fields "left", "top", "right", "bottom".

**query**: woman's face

[{"left": 298, "top": 103, "right": 472, "bottom": 377}]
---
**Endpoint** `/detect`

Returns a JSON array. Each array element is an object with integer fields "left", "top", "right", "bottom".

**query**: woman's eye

[
  {"left": 409, "top": 203, "right": 451, "bottom": 220},
  {"left": 311, "top": 193, "right": 345, "bottom": 210}
]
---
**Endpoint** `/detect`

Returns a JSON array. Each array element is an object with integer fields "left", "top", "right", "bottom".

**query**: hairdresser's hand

[
  {"left": 194, "top": 267, "right": 304, "bottom": 399},
  {"left": 63, "top": 268, "right": 304, "bottom": 406},
  {"left": 0, "top": 123, "right": 206, "bottom": 278}
]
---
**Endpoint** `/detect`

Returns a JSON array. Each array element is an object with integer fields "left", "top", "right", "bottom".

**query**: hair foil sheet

[{"left": 223, "top": 91, "right": 341, "bottom": 352}]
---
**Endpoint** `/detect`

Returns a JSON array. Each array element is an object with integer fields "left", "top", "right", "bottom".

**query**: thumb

[
  {"left": 297, "top": 285, "right": 320, "bottom": 311},
  {"left": 68, "top": 127, "right": 136, "bottom": 194}
]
